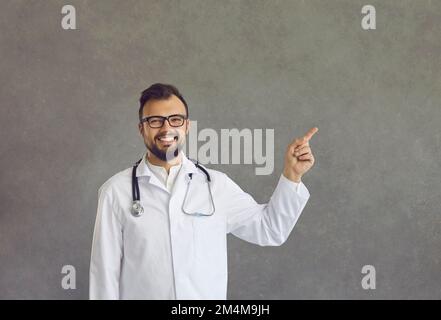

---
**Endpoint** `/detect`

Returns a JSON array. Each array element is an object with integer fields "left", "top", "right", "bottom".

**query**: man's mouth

[{"left": 157, "top": 134, "right": 178, "bottom": 143}]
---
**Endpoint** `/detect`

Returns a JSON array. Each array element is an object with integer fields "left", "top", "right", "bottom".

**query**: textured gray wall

[{"left": 1, "top": 0, "right": 440, "bottom": 299}]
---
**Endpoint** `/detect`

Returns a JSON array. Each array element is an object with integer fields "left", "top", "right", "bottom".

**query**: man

[{"left": 89, "top": 83, "right": 318, "bottom": 299}]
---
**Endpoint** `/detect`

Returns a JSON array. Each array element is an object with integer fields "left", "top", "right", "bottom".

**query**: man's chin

[
  {"left": 148, "top": 144, "right": 181, "bottom": 162},
  {"left": 157, "top": 143, "right": 178, "bottom": 154}
]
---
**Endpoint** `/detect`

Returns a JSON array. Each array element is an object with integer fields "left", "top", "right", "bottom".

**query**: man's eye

[
  {"left": 150, "top": 119, "right": 162, "bottom": 125},
  {"left": 170, "top": 118, "right": 182, "bottom": 124}
]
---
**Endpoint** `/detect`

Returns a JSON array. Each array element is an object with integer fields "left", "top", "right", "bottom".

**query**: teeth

[{"left": 158, "top": 136, "right": 175, "bottom": 142}]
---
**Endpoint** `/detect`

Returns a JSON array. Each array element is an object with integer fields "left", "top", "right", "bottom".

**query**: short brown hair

[{"left": 139, "top": 83, "right": 188, "bottom": 122}]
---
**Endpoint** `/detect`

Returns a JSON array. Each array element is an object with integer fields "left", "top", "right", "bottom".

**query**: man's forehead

[{"left": 143, "top": 95, "right": 186, "bottom": 116}]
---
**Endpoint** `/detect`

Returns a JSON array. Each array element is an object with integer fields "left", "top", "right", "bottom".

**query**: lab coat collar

[{"left": 135, "top": 151, "right": 198, "bottom": 178}]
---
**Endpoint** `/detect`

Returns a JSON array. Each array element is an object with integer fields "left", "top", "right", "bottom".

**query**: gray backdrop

[{"left": 1, "top": 0, "right": 440, "bottom": 299}]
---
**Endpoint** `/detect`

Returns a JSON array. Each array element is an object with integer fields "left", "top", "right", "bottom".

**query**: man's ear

[{"left": 138, "top": 123, "right": 143, "bottom": 135}]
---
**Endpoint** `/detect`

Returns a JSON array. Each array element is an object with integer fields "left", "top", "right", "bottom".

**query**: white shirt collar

[
  {"left": 145, "top": 157, "right": 182, "bottom": 192},
  {"left": 135, "top": 151, "right": 198, "bottom": 178}
]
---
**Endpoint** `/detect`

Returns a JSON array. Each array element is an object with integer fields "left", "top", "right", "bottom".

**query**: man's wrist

[{"left": 282, "top": 169, "right": 302, "bottom": 183}]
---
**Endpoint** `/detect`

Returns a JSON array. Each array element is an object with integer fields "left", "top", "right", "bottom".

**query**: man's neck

[{"left": 146, "top": 153, "right": 182, "bottom": 174}]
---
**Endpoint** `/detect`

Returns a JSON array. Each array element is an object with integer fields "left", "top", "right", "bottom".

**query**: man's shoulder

[{"left": 98, "top": 166, "right": 132, "bottom": 197}]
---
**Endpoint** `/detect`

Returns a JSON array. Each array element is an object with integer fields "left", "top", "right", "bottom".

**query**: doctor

[{"left": 89, "top": 83, "right": 318, "bottom": 300}]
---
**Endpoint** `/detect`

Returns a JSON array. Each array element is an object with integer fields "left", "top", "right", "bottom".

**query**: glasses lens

[
  {"left": 168, "top": 115, "right": 185, "bottom": 127},
  {"left": 148, "top": 117, "right": 164, "bottom": 128}
]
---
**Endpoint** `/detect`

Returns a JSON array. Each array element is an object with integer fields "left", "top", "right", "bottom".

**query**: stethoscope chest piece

[{"left": 132, "top": 200, "right": 144, "bottom": 217}]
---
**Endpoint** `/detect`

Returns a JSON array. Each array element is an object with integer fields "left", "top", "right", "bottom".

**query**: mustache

[{"left": 155, "top": 131, "right": 180, "bottom": 139}]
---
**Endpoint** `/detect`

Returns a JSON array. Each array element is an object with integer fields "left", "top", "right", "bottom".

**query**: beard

[{"left": 145, "top": 131, "right": 185, "bottom": 162}]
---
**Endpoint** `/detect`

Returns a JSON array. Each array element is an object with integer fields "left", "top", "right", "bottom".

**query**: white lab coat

[{"left": 89, "top": 153, "right": 310, "bottom": 300}]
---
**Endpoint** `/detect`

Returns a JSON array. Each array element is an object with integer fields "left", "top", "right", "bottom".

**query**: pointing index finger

[{"left": 303, "top": 127, "right": 318, "bottom": 142}]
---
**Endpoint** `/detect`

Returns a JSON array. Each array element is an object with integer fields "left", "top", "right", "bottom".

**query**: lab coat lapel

[{"left": 171, "top": 155, "right": 198, "bottom": 197}]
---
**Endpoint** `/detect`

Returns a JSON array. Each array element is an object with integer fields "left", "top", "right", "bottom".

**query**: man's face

[{"left": 138, "top": 95, "right": 189, "bottom": 162}]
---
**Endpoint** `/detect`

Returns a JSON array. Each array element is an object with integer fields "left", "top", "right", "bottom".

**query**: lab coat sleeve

[
  {"left": 225, "top": 174, "right": 310, "bottom": 246},
  {"left": 89, "top": 186, "right": 123, "bottom": 299}
]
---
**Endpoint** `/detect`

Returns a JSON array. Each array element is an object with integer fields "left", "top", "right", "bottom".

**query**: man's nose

[{"left": 160, "top": 119, "right": 172, "bottom": 131}]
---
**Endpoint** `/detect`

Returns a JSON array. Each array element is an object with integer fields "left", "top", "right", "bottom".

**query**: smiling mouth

[{"left": 157, "top": 135, "right": 178, "bottom": 143}]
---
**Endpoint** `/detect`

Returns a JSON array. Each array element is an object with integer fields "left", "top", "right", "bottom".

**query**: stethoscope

[{"left": 131, "top": 158, "right": 215, "bottom": 217}]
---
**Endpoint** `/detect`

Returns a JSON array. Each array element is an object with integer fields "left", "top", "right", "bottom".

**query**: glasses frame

[{"left": 140, "top": 114, "right": 188, "bottom": 128}]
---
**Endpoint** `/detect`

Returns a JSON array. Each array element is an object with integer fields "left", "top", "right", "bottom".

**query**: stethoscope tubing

[{"left": 131, "top": 158, "right": 214, "bottom": 217}]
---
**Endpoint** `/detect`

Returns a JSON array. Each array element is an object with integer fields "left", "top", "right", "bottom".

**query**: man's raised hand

[{"left": 283, "top": 127, "right": 318, "bottom": 183}]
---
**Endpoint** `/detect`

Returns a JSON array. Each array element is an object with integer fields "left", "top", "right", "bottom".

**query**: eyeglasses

[{"left": 140, "top": 114, "right": 187, "bottom": 128}]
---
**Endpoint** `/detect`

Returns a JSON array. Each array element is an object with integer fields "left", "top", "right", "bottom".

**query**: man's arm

[
  {"left": 225, "top": 127, "right": 318, "bottom": 246},
  {"left": 89, "top": 186, "right": 123, "bottom": 299},
  {"left": 225, "top": 174, "right": 310, "bottom": 246}
]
